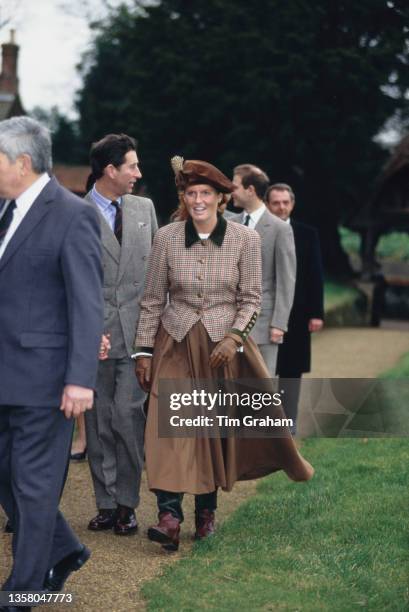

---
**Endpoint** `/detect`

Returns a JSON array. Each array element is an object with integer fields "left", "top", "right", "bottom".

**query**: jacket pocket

[{"left": 20, "top": 332, "right": 68, "bottom": 348}]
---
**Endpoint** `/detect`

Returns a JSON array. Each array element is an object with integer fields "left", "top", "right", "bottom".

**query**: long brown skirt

[{"left": 145, "top": 321, "right": 312, "bottom": 494}]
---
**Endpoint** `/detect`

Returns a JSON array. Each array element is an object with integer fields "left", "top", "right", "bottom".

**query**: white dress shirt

[
  {"left": 241, "top": 203, "right": 266, "bottom": 229},
  {"left": 0, "top": 173, "right": 50, "bottom": 259}
]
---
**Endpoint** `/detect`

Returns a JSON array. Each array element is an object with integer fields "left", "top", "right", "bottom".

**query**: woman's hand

[
  {"left": 209, "top": 337, "right": 238, "bottom": 369},
  {"left": 135, "top": 356, "right": 152, "bottom": 392},
  {"left": 98, "top": 333, "right": 111, "bottom": 360}
]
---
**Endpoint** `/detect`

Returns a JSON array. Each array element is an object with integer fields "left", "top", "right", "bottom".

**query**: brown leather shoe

[
  {"left": 87, "top": 508, "right": 117, "bottom": 531},
  {"left": 194, "top": 509, "right": 215, "bottom": 540},
  {"left": 147, "top": 512, "right": 180, "bottom": 551},
  {"left": 114, "top": 505, "right": 138, "bottom": 535}
]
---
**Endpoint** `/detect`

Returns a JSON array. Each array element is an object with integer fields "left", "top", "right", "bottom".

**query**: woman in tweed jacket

[{"left": 134, "top": 159, "right": 313, "bottom": 551}]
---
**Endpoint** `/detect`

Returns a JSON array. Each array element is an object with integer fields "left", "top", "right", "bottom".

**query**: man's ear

[
  {"left": 105, "top": 164, "right": 117, "bottom": 180},
  {"left": 247, "top": 184, "right": 256, "bottom": 196},
  {"left": 18, "top": 154, "right": 32, "bottom": 176}
]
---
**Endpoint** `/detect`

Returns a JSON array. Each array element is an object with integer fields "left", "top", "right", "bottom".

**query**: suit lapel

[
  {"left": 225, "top": 211, "right": 242, "bottom": 224},
  {"left": 117, "top": 196, "right": 139, "bottom": 283},
  {"left": 85, "top": 192, "right": 120, "bottom": 264},
  {"left": 229, "top": 208, "right": 273, "bottom": 238},
  {"left": 254, "top": 208, "right": 273, "bottom": 240},
  {"left": 0, "top": 177, "right": 58, "bottom": 272}
]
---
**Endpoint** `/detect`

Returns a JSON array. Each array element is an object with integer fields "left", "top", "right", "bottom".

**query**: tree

[
  {"left": 30, "top": 106, "right": 86, "bottom": 164},
  {"left": 76, "top": 0, "right": 409, "bottom": 276}
]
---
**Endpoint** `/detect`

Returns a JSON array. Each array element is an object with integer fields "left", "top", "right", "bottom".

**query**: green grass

[
  {"left": 374, "top": 351, "right": 409, "bottom": 436},
  {"left": 324, "top": 281, "right": 361, "bottom": 312},
  {"left": 340, "top": 227, "right": 409, "bottom": 262},
  {"left": 142, "top": 439, "right": 408, "bottom": 611},
  {"left": 380, "top": 351, "right": 409, "bottom": 379},
  {"left": 377, "top": 233, "right": 409, "bottom": 261},
  {"left": 339, "top": 226, "right": 361, "bottom": 256}
]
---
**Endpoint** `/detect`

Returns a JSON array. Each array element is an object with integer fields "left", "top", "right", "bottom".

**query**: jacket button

[
  {"left": 142, "top": 256, "right": 147, "bottom": 260},
  {"left": 196, "top": 309, "right": 201, "bottom": 315},
  {"left": 197, "top": 292, "right": 203, "bottom": 298},
  {"left": 198, "top": 258, "right": 205, "bottom": 264},
  {"left": 200, "top": 240, "right": 207, "bottom": 246},
  {"left": 197, "top": 274, "right": 204, "bottom": 280}
]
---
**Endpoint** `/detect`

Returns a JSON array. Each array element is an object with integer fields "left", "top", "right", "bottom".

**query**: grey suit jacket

[
  {"left": 227, "top": 208, "right": 296, "bottom": 344},
  {"left": 86, "top": 192, "right": 158, "bottom": 358}
]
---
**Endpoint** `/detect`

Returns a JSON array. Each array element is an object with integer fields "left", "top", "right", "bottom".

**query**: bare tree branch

[
  {"left": 0, "top": 0, "right": 22, "bottom": 32},
  {"left": 57, "top": 0, "right": 135, "bottom": 22}
]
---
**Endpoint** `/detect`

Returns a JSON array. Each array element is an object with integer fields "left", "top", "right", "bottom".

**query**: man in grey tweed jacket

[
  {"left": 84, "top": 134, "right": 158, "bottom": 535},
  {"left": 228, "top": 164, "right": 296, "bottom": 374}
]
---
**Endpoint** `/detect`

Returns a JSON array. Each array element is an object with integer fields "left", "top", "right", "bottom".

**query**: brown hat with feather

[{"left": 171, "top": 156, "right": 236, "bottom": 193}]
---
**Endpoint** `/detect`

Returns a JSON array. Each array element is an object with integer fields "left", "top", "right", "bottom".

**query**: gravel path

[
  {"left": 1, "top": 326, "right": 409, "bottom": 611},
  {"left": 307, "top": 326, "right": 409, "bottom": 378}
]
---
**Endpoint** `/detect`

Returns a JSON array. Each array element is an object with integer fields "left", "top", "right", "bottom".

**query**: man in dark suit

[
  {"left": 266, "top": 183, "right": 324, "bottom": 433},
  {"left": 0, "top": 116, "right": 103, "bottom": 609}
]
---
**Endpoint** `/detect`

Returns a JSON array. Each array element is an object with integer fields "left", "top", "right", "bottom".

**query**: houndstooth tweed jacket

[{"left": 134, "top": 215, "right": 262, "bottom": 347}]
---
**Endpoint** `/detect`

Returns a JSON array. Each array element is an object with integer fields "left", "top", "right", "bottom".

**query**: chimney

[{"left": 0, "top": 30, "right": 19, "bottom": 95}]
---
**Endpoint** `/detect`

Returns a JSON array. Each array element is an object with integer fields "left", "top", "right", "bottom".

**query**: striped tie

[
  {"left": 243, "top": 214, "right": 251, "bottom": 227},
  {"left": 111, "top": 200, "right": 122, "bottom": 245},
  {"left": 0, "top": 200, "right": 16, "bottom": 248}
]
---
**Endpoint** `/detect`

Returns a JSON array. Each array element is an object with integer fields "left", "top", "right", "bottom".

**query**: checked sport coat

[
  {"left": 85, "top": 191, "right": 158, "bottom": 358},
  {"left": 134, "top": 215, "right": 262, "bottom": 347}
]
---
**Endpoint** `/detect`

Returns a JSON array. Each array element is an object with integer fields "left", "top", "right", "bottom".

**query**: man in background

[
  {"left": 230, "top": 164, "right": 296, "bottom": 375},
  {"left": 85, "top": 133, "right": 158, "bottom": 535},
  {"left": 266, "top": 183, "right": 324, "bottom": 433}
]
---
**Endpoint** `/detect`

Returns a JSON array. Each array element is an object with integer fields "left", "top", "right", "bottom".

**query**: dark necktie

[
  {"left": 243, "top": 214, "right": 251, "bottom": 227},
  {"left": 111, "top": 200, "right": 122, "bottom": 245},
  {"left": 0, "top": 200, "right": 16, "bottom": 249}
]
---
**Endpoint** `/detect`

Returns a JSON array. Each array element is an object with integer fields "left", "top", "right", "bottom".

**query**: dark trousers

[
  {"left": 0, "top": 404, "right": 81, "bottom": 591},
  {"left": 278, "top": 375, "right": 302, "bottom": 434},
  {"left": 155, "top": 489, "right": 217, "bottom": 522}
]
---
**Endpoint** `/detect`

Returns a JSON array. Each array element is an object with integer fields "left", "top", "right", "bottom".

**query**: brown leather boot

[
  {"left": 194, "top": 509, "right": 215, "bottom": 540},
  {"left": 147, "top": 512, "right": 180, "bottom": 551}
]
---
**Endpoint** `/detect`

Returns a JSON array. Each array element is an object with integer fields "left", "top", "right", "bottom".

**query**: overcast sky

[{"left": 0, "top": 0, "right": 123, "bottom": 117}]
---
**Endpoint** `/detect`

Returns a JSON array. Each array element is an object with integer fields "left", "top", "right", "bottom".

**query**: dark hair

[
  {"left": 233, "top": 164, "right": 270, "bottom": 199},
  {"left": 90, "top": 133, "right": 137, "bottom": 179}
]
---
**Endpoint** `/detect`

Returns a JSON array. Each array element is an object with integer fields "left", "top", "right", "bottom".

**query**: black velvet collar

[{"left": 185, "top": 213, "right": 227, "bottom": 248}]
